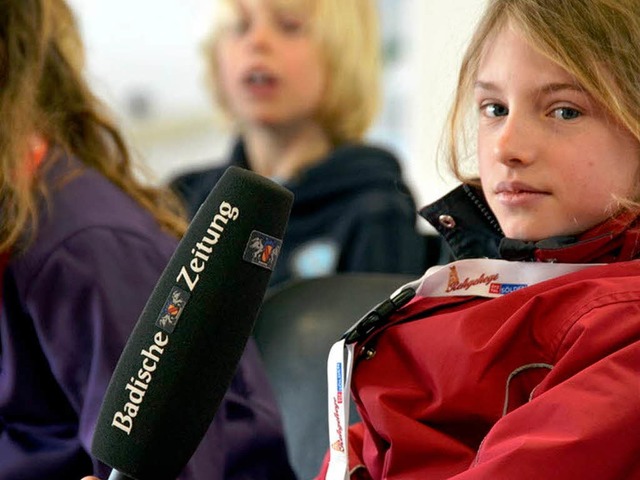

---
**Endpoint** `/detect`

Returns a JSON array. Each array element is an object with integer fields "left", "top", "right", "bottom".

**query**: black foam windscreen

[{"left": 91, "top": 166, "right": 293, "bottom": 480}]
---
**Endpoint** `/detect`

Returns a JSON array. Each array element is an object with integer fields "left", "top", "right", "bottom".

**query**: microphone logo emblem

[
  {"left": 155, "top": 286, "right": 191, "bottom": 333},
  {"left": 243, "top": 230, "right": 283, "bottom": 271}
]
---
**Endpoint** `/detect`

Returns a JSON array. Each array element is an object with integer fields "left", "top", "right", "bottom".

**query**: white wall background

[{"left": 68, "top": 0, "right": 486, "bottom": 211}]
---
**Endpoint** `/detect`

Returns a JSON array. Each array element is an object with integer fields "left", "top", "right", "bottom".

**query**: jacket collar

[{"left": 420, "top": 184, "right": 640, "bottom": 263}]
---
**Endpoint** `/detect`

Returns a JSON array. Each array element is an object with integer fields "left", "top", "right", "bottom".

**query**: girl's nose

[{"left": 492, "top": 113, "right": 538, "bottom": 167}]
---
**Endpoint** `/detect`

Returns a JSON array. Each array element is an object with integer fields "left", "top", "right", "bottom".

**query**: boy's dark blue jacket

[{"left": 171, "top": 139, "right": 428, "bottom": 287}]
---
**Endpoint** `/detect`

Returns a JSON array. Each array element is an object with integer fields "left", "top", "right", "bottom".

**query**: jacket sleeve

[
  {"left": 452, "top": 300, "right": 640, "bottom": 479},
  {"left": 26, "top": 226, "right": 295, "bottom": 479},
  {"left": 25, "top": 227, "right": 175, "bottom": 476},
  {"left": 198, "top": 338, "right": 296, "bottom": 480}
]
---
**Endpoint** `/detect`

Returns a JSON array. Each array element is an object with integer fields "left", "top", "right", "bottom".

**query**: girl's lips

[
  {"left": 495, "top": 181, "right": 544, "bottom": 194},
  {"left": 494, "top": 182, "right": 550, "bottom": 206}
]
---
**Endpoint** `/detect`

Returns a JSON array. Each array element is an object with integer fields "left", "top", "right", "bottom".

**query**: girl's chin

[
  {"left": 501, "top": 225, "right": 585, "bottom": 242},
  {"left": 500, "top": 223, "right": 560, "bottom": 242}
]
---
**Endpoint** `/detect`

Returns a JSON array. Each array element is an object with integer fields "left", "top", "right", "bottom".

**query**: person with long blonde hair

[
  {"left": 0, "top": 1, "right": 294, "bottom": 478},
  {"left": 170, "top": 0, "right": 428, "bottom": 286},
  {"left": 316, "top": 0, "right": 640, "bottom": 478}
]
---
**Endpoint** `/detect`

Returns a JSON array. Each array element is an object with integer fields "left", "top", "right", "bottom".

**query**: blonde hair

[
  {"left": 0, "top": 0, "right": 187, "bottom": 252},
  {"left": 203, "top": 0, "right": 381, "bottom": 145},
  {"left": 446, "top": 0, "right": 640, "bottom": 185}
]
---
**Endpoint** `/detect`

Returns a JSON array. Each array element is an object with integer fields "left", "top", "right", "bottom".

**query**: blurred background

[{"left": 67, "top": 0, "right": 485, "bottom": 218}]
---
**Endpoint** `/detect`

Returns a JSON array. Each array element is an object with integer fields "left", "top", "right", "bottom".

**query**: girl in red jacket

[{"left": 319, "top": 0, "right": 640, "bottom": 478}]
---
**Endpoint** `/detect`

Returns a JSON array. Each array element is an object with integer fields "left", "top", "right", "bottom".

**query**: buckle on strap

[{"left": 342, "top": 286, "right": 416, "bottom": 344}]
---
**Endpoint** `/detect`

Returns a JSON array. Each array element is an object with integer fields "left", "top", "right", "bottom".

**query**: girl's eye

[
  {"left": 550, "top": 107, "right": 582, "bottom": 120},
  {"left": 481, "top": 103, "right": 508, "bottom": 118}
]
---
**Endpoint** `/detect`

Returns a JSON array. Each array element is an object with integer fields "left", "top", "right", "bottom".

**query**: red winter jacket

[{"left": 317, "top": 187, "right": 640, "bottom": 480}]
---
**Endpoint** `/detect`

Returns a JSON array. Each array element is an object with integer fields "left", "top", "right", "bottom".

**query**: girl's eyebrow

[
  {"left": 474, "top": 80, "right": 585, "bottom": 95},
  {"left": 474, "top": 80, "right": 499, "bottom": 92},
  {"left": 539, "top": 82, "right": 585, "bottom": 94}
]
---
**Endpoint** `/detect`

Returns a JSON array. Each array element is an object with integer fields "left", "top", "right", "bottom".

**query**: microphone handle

[{"left": 108, "top": 469, "right": 136, "bottom": 480}]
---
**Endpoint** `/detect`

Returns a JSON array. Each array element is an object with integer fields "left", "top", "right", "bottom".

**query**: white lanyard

[
  {"left": 325, "top": 258, "right": 602, "bottom": 480},
  {"left": 326, "top": 340, "right": 356, "bottom": 480}
]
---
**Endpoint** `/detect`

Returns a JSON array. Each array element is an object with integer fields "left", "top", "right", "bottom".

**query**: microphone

[{"left": 91, "top": 166, "right": 293, "bottom": 480}]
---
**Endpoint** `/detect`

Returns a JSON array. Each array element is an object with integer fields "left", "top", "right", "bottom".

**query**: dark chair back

[{"left": 253, "top": 273, "right": 418, "bottom": 480}]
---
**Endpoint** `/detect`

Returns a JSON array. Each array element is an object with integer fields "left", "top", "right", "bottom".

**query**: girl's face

[
  {"left": 475, "top": 25, "right": 640, "bottom": 241},
  {"left": 216, "top": 0, "right": 325, "bottom": 130}
]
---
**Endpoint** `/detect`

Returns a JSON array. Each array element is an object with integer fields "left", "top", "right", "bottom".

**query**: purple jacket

[{"left": 0, "top": 156, "right": 295, "bottom": 479}]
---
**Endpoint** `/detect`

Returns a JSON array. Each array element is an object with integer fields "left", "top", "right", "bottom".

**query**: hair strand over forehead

[{"left": 446, "top": 0, "right": 640, "bottom": 185}]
